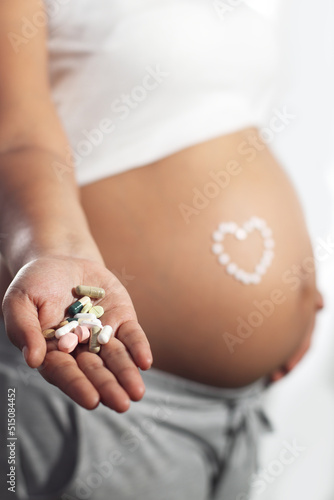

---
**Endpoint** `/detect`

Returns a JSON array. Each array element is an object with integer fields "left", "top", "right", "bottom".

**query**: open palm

[{"left": 2, "top": 256, "right": 153, "bottom": 412}]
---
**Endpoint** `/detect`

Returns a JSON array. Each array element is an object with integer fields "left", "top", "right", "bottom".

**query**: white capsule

[
  {"left": 74, "top": 313, "right": 96, "bottom": 321},
  {"left": 261, "top": 250, "right": 275, "bottom": 265},
  {"left": 251, "top": 217, "right": 266, "bottom": 229},
  {"left": 218, "top": 222, "right": 229, "bottom": 233},
  {"left": 261, "top": 227, "right": 272, "bottom": 238},
  {"left": 255, "top": 263, "right": 268, "bottom": 275},
  {"left": 235, "top": 269, "right": 245, "bottom": 280},
  {"left": 97, "top": 325, "right": 114, "bottom": 345},
  {"left": 55, "top": 321, "right": 79, "bottom": 339},
  {"left": 238, "top": 272, "right": 252, "bottom": 285},
  {"left": 212, "top": 230, "right": 224, "bottom": 242},
  {"left": 243, "top": 220, "right": 255, "bottom": 232},
  {"left": 249, "top": 273, "right": 261, "bottom": 284},
  {"left": 241, "top": 274, "right": 252, "bottom": 285},
  {"left": 226, "top": 262, "right": 238, "bottom": 275},
  {"left": 79, "top": 319, "right": 102, "bottom": 329},
  {"left": 219, "top": 222, "right": 237, "bottom": 234},
  {"left": 218, "top": 253, "right": 230, "bottom": 265},
  {"left": 212, "top": 243, "right": 223, "bottom": 255},
  {"left": 226, "top": 222, "right": 238, "bottom": 233},
  {"left": 235, "top": 228, "right": 247, "bottom": 240},
  {"left": 264, "top": 238, "right": 275, "bottom": 249}
]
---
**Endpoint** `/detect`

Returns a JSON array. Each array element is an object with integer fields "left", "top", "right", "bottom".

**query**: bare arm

[
  {"left": 0, "top": 0, "right": 102, "bottom": 273},
  {"left": 0, "top": 0, "right": 152, "bottom": 411}
]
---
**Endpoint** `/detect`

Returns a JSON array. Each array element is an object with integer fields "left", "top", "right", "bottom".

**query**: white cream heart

[{"left": 211, "top": 217, "right": 275, "bottom": 285}]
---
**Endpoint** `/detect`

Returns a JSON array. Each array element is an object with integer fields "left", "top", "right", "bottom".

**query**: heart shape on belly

[{"left": 211, "top": 217, "right": 275, "bottom": 285}]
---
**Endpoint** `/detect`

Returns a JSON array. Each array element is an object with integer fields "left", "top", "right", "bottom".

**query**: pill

[
  {"left": 79, "top": 318, "right": 102, "bottom": 328},
  {"left": 78, "top": 296, "right": 91, "bottom": 305},
  {"left": 74, "top": 325, "right": 90, "bottom": 343},
  {"left": 81, "top": 302, "right": 93, "bottom": 314},
  {"left": 58, "top": 321, "right": 68, "bottom": 327},
  {"left": 97, "top": 325, "right": 113, "bottom": 345},
  {"left": 74, "top": 313, "right": 96, "bottom": 321},
  {"left": 89, "top": 326, "right": 101, "bottom": 354},
  {"left": 75, "top": 285, "right": 105, "bottom": 299},
  {"left": 67, "top": 317, "right": 78, "bottom": 322},
  {"left": 67, "top": 300, "right": 84, "bottom": 316},
  {"left": 42, "top": 329, "right": 55, "bottom": 339},
  {"left": 55, "top": 321, "right": 79, "bottom": 339},
  {"left": 88, "top": 305, "right": 104, "bottom": 319},
  {"left": 58, "top": 332, "right": 79, "bottom": 354}
]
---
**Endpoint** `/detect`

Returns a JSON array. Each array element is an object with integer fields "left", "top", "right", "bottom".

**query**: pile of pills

[
  {"left": 42, "top": 285, "right": 114, "bottom": 354},
  {"left": 211, "top": 217, "right": 275, "bottom": 285}
]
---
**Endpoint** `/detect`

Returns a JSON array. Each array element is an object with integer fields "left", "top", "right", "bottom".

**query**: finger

[
  {"left": 2, "top": 288, "right": 46, "bottom": 368},
  {"left": 38, "top": 349, "right": 100, "bottom": 410},
  {"left": 45, "top": 338, "right": 59, "bottom": 352},
  {"left": 100, "top": 337, "right": 146, "bottom": 402},
  {"left": 116, "top": 319, "right": 153, "bottom": 370},
  {"left": 75, "top": 351, "right": 131, "bottom": 413}
]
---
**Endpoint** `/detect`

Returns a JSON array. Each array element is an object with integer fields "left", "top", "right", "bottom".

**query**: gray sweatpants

[{"left": 0, "top": 323, "right": 271, "bottom": 500}]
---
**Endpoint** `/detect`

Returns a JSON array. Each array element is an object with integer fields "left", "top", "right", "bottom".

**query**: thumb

[{"left": 2, "top": 288, "right": 46, "bottom": 368}]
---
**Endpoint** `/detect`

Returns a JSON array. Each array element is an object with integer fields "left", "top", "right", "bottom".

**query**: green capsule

[{"left": 68, "top": 300, "right": 84, "bottom": 316}]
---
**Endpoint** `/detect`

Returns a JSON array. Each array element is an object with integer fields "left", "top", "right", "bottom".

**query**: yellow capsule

[
  {"left": 58, "top": 321, "right": 68, "bottom": 327},
  {"left": 81, "top": 302, "right": 93, "bottom": 314},
  {"left": 75, "top": 285, "right": 105, "bottom": 299},
  {"left": 78, "top": 296, "right": 91, "bottom": 306},
  {"left": 89, "top": 326, "right": 101, "bottom": 354},
  {"left": 89, "top": 305, "right": 104, "bottom": 319},
  {"left": 42, "top": 329, "right": 56, "bottom": 339}
]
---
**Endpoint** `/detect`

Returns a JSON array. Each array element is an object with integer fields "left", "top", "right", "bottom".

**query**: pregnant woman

[{"left": 0, "top": 1, "right": 323, "bottom": 499}]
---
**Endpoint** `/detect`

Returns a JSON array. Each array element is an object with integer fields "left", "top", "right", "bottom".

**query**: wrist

[{"left": 3, "top": 226, "right": 105, "bottom": 277}]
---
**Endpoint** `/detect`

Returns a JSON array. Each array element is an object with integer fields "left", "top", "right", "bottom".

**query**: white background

[{"left": 251, "top": 0, "right": 334, "bottom": 498}]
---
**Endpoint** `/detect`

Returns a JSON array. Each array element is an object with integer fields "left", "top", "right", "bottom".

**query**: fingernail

[{"left": 22, "top": 346, "right": 29, "bottom": 364}]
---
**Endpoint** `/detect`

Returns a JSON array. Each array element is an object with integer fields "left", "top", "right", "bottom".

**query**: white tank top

[{"left": 45, "top": 0, "right": 284, "bottom": 186}]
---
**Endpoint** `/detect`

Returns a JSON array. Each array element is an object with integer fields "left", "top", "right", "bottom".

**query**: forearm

[{"left": 0, "top": 145, "right": 104, "bottom": 276}]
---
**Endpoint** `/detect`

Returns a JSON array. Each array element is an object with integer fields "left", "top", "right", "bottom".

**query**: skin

[
  {"left": 0, "top": 1, "right": 323, "bottom": 412},
  {"left": 2, "top": 257, "right": 152, "bottom": 412},
  {"left": 269, "top": 290, "right": 323, "bottom": 383},
  {"left": 0, "top": 0, "right": 152, "bottom": 412},
  {"left": 80, "top": 133, "right": 324, "bottom": 387}
]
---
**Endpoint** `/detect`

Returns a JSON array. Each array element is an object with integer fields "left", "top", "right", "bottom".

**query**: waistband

[{"left": 141, "top": 366, "right": 267, "bottom": 402}]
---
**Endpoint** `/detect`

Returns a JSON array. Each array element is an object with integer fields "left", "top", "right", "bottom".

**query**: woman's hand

[{"left": 2, "top": 256, "right": 153, "bottom": 412}]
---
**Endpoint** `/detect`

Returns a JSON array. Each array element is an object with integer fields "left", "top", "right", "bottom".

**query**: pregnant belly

[{"left": 81, "top": 128, "right": 318, "bottom": 387}]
